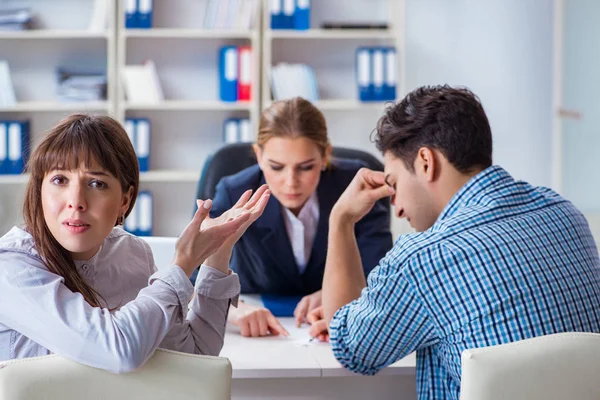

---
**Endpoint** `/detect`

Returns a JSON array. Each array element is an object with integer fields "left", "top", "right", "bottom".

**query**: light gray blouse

[{"left": 0, "top": 226, "right": 240, "bottom": 373}]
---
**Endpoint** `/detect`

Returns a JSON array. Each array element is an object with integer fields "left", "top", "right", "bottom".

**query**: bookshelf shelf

[
  {"left": 140, "top": 170, "right": 199, "bottom": 183},
  {"left": 267, "top": 29, "right": 395, "bottom": 40},
  {"left": 124, "top": 29, "right": 257, "bottom": 40},
  {"left": 0, "top": 30, "right": 110, "bottom": 40},
  {"left": 123, "top": 100, "right": 253, "bottom": 111},
  {"left": 0, "top": 170, "right": 200, "bottom": 185},
  {"left": 0, "top": 101, "right": 110, "bottom": 113},
  {"left": 0, "top": 175, "right": 27, "bottom": 184}
]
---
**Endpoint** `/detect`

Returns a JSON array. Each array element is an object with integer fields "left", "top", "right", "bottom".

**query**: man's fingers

[
  {"left": 362, "top": 169, "right": 386, "bottom": 187},
  {"left": 294, "top": 298, "right": 309, "bottom": 327},
  {"left": 267, "top": 314, "right": 289, "bottom": 336},
  {"left": 307, "top": 306, "right": 323, "bottom": 324},
  {"left": 308, "top": 319, "right": 328, "bottom": 338},
  {"left": 370, "top": 183, "right": 395, "bottom": 202}
]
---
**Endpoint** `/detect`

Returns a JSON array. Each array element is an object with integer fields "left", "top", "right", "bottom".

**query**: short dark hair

[{"left": 374, "top": 85, "right": 493, "bottom": 173}]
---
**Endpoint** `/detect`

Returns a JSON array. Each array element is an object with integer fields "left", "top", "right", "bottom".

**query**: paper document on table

[{"left": 279, "top": 319, "right": 319, "bottom": 347}]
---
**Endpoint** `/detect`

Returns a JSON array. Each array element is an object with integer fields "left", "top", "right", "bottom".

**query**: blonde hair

[{"left": 257, "top": 97, "right": 330, "bottom": 158}]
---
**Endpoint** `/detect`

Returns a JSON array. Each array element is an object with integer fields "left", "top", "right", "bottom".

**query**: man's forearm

[{"left": 322, "top": 213, "right": 367, "bottom": 324}]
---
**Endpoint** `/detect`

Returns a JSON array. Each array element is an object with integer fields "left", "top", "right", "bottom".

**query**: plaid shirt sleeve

[{"left": 329, "top": 247, "right": 439, "bottom": 375}]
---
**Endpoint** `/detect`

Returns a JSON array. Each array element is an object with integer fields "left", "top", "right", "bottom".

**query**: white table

[{"left": 221, "top": 318, "right": 417, "bottom": 400}]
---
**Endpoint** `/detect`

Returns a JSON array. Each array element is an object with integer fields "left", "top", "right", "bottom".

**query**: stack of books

[
  {"left": 122, "top": 60, "right": 164, "bottom": 103},
  {"left": 124, "top": 191, "right": 153, "bottom": 237},
  {"left": 0, "top": 7, "right": 33, "bottom": 31},
  {"left": 0, "top": 120, "right": 30, "bottom": 175},
  {"left": 204, "top": 0, "right": 259, "bottom": 30},
  {"left": 270, "top": 63, "right": 318, "bottom": 102},
  {"left": 57, "top": 68, "right": 107, "bottom": 102},
  {"left": 223, "top": 118, "right": 252, "bottom": 144}
]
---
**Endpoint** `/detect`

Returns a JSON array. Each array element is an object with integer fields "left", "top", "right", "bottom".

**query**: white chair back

[
  {"left": 142, "top": 236, "right": 177, "bottom": 270},
  {"left": 460, "top": 332, "right": 600, "bottom": 400},
  {"left": 0, "top": 348, "right": 232, "bottom": 400}
]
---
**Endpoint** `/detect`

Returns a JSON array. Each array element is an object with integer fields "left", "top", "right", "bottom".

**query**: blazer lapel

[
  {"left": 305, "top": 169, "right": 338, "bottom": 273},
  {"left": 254, "top": 177, "right": 302, "bottom": 285}
]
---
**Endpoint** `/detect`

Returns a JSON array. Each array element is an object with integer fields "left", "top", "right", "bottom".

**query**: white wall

[{"left": 404, "top": 0, "right": 554, "bottom": 188}]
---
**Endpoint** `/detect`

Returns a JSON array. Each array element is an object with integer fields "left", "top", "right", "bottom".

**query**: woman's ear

[
  {"left": 120, "top": 186, "right": 134, "bottom": 216},
  {"left": 323, "top": 144, "right": 333, "bottom": 170},
  {"left": 252, "top": 144, "right": 263, "bottom": 170}
]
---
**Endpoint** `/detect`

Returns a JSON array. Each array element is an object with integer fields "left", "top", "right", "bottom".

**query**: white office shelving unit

[
  {"left": 115, "top": 0, "right": 261, "bottom": 236},
  {"left": 0, "top": 0, "right": 116, "bottom": 236},
  {"left": 0, "top": 0, "right": 408, "bottom": 238},
  {"left": 261, "top": 0, "right": 405, "bottom": 159}
]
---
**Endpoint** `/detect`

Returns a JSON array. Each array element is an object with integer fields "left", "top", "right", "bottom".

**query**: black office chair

[{"left": 195, "top": 143, "right": 385, "bottom": 201}]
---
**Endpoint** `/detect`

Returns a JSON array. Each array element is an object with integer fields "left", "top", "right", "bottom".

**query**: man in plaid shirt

[{"left": 308, "top": 85, "right": 600, "bottom": 399}]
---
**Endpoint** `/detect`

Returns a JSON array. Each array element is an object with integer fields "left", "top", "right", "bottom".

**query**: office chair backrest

[
  {"left": 460, "top": 332, "right": 600, "bottom": 400},
  {"left": 196, "top": 143, "right": 384, "bottom": 201},
  {"left": 0, "top": 349, "right": 232, "bottom": 400}
]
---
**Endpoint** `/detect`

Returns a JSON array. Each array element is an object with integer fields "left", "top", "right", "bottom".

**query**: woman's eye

[
  {"left": 299, "top": 165, "right": 315, "bottom": 171},
  {"left": 90, "top": 180, "right": 108, "bottom": 189},
  {"left": 270, "top": 165, "right": 283, "bottom": 171},
  {"left": 50, "top": 175, "right": 67, "bottom": 185}
]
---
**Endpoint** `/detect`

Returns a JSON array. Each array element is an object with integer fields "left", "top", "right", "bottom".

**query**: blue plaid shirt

[{"left": 330, "top": 165, "right": 600, "bottom": 399}]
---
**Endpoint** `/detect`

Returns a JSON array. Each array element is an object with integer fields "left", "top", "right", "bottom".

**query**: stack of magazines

[
  {"left": 0, "top": 7, "right": 33, "bottom": 31},
  {"left": 57, "top": 68, "right": 107, "bottom": 102}
]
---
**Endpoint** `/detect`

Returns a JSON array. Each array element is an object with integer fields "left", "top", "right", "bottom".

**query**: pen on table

[{"left": 308, "top": 336, "right": 316, "bottom": 343}]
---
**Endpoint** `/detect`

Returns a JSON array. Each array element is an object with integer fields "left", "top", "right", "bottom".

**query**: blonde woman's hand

[
  {"left": 174, "top": 198, "right": 251, "bottom": 277},
  {"left": 293, "top": 290, "right": 322, "bottom": 327},
  {"left": 230, "top": 302, "right": 289, "bottom": 338}
]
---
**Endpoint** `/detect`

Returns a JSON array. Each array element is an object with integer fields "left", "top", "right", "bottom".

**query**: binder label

[
  {"left": 136, "top": 120, "right": 150, "bottom": 157},
  {"left": 224, "top": 120, "right": 239, "bottom": 143},
  {"left": 357, "top": 50, "right": 370, "bottom": 86},
  {"left": 283, "top": 0, "right": 294, "bottom": 16},
  {"left": 297, "top": 0, "right": 310, "bottom": 9},
  {"left": 0, "top": 123, "right": 6, "bottom": 163},
  {"left": 270, "top": 0, "right": 281, "bottom": 13},
  {"left": 372, "top": 50, "right": 384, "bottom": 86},
  {"left": 125, "top": 0, "right": 136, "bottom": 13},
  {"left": 239, "top": 49, "right": 252, "bottom": 84},
  {"left": 8, "top": 123, "right": 21, "bottom": 161},
  {"left": 386, "top": 49, "right": 396, "bottom": 85},
  {"left": 138, "top": 193, "right": 153, "bottom": 231},
  {"left": 139, "top": 0, "right": 152, "bottom": 13},
  {"left": 125, "top": 119, "right": 135, "bottom": 144},
  {"left": 225, "top": 48, "right": 238, "bottom": 81}
]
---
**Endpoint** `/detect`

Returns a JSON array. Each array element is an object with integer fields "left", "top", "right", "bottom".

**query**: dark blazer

[{"left": 210, "top": 159, "right": 393, "bottom": 295}]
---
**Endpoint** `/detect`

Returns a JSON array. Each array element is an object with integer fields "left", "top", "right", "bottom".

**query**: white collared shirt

[{"left": 281, "top": 192, "right": 319, "bottom": 274}]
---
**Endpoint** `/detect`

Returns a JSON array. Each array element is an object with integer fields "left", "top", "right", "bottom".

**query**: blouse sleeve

[{"left": 0, "top": 249, "right": 194, "bottom": 373}]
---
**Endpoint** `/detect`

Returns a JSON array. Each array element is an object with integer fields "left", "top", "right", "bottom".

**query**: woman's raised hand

[
  {"left": 173, "top": 197, "right": 253, "bottom": 277},
  {"left": 202, "top": 184, "right": 271, "bottom": 250}
]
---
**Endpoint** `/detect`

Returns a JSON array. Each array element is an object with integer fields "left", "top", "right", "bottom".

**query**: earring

[
  {"left": 116, "top": 215, "right": 124, "bottom": 226},
  {"left": 321, "top": 165, "right": 326, "bottom": 172}
]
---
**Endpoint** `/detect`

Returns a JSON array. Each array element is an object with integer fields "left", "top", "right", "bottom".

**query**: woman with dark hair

[
  {"left": 210, "top": 97, "right": 393, "bottom": 337},
  {"left": 0, "top": 114, "right": 269, "bottom": 372}
]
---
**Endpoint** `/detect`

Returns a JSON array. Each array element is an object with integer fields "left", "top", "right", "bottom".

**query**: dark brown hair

[
  {"left": 374, "top": 85, "right": 493, "bottom": 173},
  {"left": 257, "top": 97, "right": 330, "bottom": 158},
  {"left": 23, "top": 114, "right": 139, "bottom": 307}
]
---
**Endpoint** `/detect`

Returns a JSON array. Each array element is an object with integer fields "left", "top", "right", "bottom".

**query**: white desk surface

[{"left": 221, "top": 317, "right": 416, "bottom": 379}]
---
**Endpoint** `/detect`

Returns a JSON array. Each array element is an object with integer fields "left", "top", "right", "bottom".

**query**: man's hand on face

[{"left": 332, "top": 168, "right": 395, "bottom": 224}]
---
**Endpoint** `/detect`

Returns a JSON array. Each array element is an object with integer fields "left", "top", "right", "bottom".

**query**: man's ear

[
  {"left": 252, "top": 144, "right": 263, "bottom": 170},
  {"left": 416, "top": 147, "right": 436, "bottom": 182}
]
